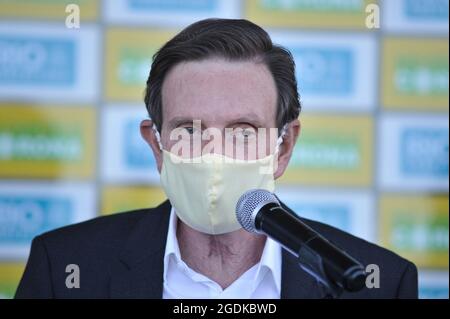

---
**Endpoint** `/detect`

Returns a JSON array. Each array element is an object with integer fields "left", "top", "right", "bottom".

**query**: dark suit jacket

[{"left": 15, "top": 200, "right": 418, "bottom": 299}]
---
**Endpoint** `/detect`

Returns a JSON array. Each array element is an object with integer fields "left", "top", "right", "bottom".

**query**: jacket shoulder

[
  {"left": 35, "top": 201, "right": 170, "bottom": 264},
  {"left": 39, "top": 208, "right": 149, "bottom": 245},
  {"left": 15, "top": 201, "right": 170, "bottom": 298},
  {"left": 304, "top": 217, "right": 408, "bottom": 265},
  {"left": 302, "top": 218, "right": 418, "bottom": 298}
]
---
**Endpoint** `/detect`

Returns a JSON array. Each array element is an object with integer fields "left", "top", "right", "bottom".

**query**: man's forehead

[{"left": 161, "top": 59, "right": 277, "bottom": 128}]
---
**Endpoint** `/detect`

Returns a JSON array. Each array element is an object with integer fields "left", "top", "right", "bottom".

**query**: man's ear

[
  {"left": 140, "top": 119, "right": 163, "bottom": 173},
  {"left": 274, "top": 119, "right": 300, "bottom": 180}
]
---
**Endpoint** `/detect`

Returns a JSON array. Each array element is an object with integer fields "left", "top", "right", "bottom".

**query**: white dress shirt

[{"left": 163, "top": 208, "right": 282, "bottom": 299}]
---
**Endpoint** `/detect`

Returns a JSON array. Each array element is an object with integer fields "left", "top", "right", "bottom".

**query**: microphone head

[{"left": 235, "top": 189, "right": 279, "bottom": 233}]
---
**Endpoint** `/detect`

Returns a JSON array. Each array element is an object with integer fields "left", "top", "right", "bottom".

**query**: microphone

[{"left": 236, "top": 189, "right": 366, "bottom": 297}]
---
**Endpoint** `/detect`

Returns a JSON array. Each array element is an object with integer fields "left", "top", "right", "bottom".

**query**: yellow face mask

[{"left": 155, "top": 125, "right": 285, "bottom": 235}]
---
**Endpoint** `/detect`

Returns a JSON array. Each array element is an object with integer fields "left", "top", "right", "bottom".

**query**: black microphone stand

[
  {"left": 297, "top": 243, "right": 344, "bottom": 299},
  {"left": 275, "top": 197, "right": 366, "bottom": 299}
]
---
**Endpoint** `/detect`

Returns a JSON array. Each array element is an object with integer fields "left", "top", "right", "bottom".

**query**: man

[{"left": 16, "top": 19, "right": 418, "bottom": 299}]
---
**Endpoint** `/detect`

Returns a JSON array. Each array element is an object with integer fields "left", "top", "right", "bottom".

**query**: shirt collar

[
  {"left": 163, "top": 207, "right": 281, "bottom": 294},
  {"left": 163, "top": 207, "right": 181, "bottom": 282}
]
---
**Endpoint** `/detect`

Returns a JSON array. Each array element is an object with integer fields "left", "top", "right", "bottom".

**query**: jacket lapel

[
  {"left": 110, "top": 200, "right": 171, "bottom": 298},
  {"left": 281, "top": 249, "right": 328, "bottom": 299}
]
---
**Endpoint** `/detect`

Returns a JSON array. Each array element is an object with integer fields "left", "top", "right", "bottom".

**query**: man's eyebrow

[
  {"left": 167, "top": 116, "right": 195, "bottom": 128},
  {"left": 227, "top": 114, "right": 266, "bottom": 127},
  {"left": 166, "top": 114, "right": 268, "bottom": 128}
]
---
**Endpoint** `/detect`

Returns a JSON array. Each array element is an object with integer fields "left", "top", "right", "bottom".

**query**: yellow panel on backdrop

[
  {"left": 0, "top": 105, "right": 96, "bottom": 179},
  {"left": 105, "top": 29, "right": 175, "bottom": 102},
  {"left": 382, "top": 38, "right": 449, "bottom": 111},
  {"left": 245, "top": 0, "right": 378, "bottom": 29},
  {"left": 101, "top": 185, "right": 167, "bottom": 215},
  {"left": 0, "top": 0, "right": 99, "bottom": 21},
  {"left": 380, "top": 195, "right": 449, "bottom": 269},
  {"left": 0, "top": 263, "right": 25, "bottom": 299},
  {"left": 279, "top": 114, "right": 373, "bottom": 186}
]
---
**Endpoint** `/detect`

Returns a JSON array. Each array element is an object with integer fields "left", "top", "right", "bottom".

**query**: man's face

[
  {"left": 161, "top": 58, "right": 277, "bottom": 156},
  {"left": 141, "top": 58, "right": 299, "bottom": 179}
]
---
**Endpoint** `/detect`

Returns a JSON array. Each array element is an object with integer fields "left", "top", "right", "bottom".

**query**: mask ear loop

[
  {"left": 261, "top": 124, "right": 288, "bottom": 176},
  {"left": 275, "top": 124, "right": 288, "bottom": 154},
  {"left": 152, "top": 124, "right": 163, "bottom": 151}
]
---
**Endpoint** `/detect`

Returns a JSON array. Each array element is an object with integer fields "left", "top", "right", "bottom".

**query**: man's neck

[{"left": 176, "top": 218, "right": 267, "bottom": 290}]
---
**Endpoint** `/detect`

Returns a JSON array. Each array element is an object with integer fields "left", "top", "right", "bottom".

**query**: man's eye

[
  {"left": 235, "top": 128, "right": 256, "bottom": 139},
  {"left": 183, "top": 127, "right": 195, "bottom": 134}
]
